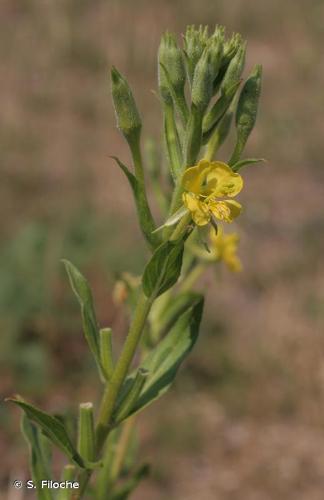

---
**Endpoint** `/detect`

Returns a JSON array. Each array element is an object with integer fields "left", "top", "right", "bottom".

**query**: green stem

[
  {"left": 96, "top": 290, "right": 153, "bottom": 448},
  {"left": 129, "top": 132, "right": 145, "bottom": 184},
  {"left": 179, "top": 263, "right": 206, "bottom": 292},
  {"left": 110, "top": 416, "right": 136, "bottom": 483}
]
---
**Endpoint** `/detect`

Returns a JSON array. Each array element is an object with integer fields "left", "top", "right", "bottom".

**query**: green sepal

[
  {"left": 231, "top": 157, "right": 265, "bottom": 172},
  {"left": 62, "top": 260, "right": 103, "bottom": 378},
  {"left": 8, "top": 396, "right": 86, "bottom": 469},
  {"left": 142, "top": 239, "right": 184, "bottom": 298},
  {"left": 116, "top": 295, "right": 203, "bottom": 420},
  {"left": 111, "top": 156, "right": 160, "bottom": 249},
  {"left": 21, "top": 415, "right": 54, "bottom": 500}
]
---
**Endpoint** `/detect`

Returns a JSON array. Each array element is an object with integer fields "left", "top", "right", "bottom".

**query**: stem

[
  {"left": 96, "top": 290, "right": 153, "bottom": 448},
  {"left": 179, "top": 263, "right": 206, "bottom": 292},
  {"left": 110, "top": 417, "right": 136, "bottom": 483},
  {"left": 74, "top": 193, "right": 191, "bottom": 499},
  {"left": 129, "top": 131, "right": 145, "bottom": 184}
]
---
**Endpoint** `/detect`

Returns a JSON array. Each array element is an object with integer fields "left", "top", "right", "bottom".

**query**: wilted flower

[{"left": 209, "top": 227, "right": 242, "bottom": 272}]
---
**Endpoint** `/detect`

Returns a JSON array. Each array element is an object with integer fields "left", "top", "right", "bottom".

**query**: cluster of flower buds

[{"left": 109, "top": 24, "right": 262, "bottom": 257}]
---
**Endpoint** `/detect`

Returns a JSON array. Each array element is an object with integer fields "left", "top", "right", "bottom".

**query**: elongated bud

[
  {"left": 221, "top": 43, "right": 246, "bottom": 96},
  {"left": 77, "top": 402, "right": 96, "bottom": 462},
  {"left": 114, "top": 368, "right": 148, "bottom": 423},
  {"left": 206, "top": 110, "right": 234, "bottom": 161},
  {"left": 111, "top": 66, "right": 142, "bottom": 144},
  {"left": 164, "top": 102, "right": 182, "bottom": 180},
  {"left": 202, "top": 80, "right": 241, "bottom": 141},
  {"left": 230, "top": 64, "right": 262, "bottom": 165},
  {"left": 223, "top": 32, "right": 242, "bottom": 67},
  {"left": 158, "top": 32, "right": 186, "bottom": 104},
  {"left": 183, "top": 25, "right": 209, "bottom": 84},
  {"left": 212, "top": 33, "right": 243, "bottom": 95},
  {"left": 99, "top": 328, "right": 114, "bottom": 381},
  {"left": 191, "top": 36, "right": 223, "bottom": 113}
]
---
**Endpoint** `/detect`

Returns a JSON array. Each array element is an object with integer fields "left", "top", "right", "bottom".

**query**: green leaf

[
  {"left": 62, "top": 260, "right": 102, "bottom": 375},
  {"left": 111, "top": 156, "right": 160, "bottom": 250},
  {"left": 21, "top": 415, "right": 54, "bottom": 500},
  {"left": 142, "top": 240, "right": 184, "bottom": 298},
  {"left": 152, "top": 206, "right": 188, "bottom": 233},
  {"left": 117, "top": 295, "right": 204, "bottom": 420},
  {"left": 231, "top": 157, "right": 265, "bottom": 172},
  {"left": 8, "top": 397, "right": 86, "bottom": 469}
]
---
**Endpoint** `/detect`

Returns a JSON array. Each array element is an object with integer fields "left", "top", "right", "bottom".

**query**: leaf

[
  {"left": 116, "top": 295, "right": 204, "bottom": 420},
  {"left": 8, "top": 396, "right": 86, "bottom": 469},
  {"left": 152, "top": 206, "right": 189, "bottom": 233},
  {"left": 111, "top": 156, "right": 160, "bottom": 250},
  {"left": 62, "top": 260, "right": 101, "bottom": 375},
  {"left": 21, "top": 415, "right": 54, "bottom": 500},
  {"left": 231, "top": 157, "right": 266, "bottom": 172},
  {"left": 142, "top": 240, "right": 184, "bottom": 298}
]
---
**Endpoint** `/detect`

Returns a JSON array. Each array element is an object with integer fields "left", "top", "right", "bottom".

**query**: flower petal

[
  {"left": 182, "top": 192, "right": 210, "bottom": 226},
  {"left": 201, "top": 162, "right": 242, "bottom": 198},
  {"left": 182, "top": 159, "right": 211, "bottom": 195},
  {"left": 209, "top": 200, "right": 242, "bottom": 223}
]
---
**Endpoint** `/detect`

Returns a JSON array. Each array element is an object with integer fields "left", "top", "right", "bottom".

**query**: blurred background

[{"left": 1, "top": 0, "right": 324, "bottom": 498}]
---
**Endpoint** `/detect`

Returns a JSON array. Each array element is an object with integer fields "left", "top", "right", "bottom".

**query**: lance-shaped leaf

[
  {"left": 142, "top": 239, "right": 184, "bottom": 298},
  {"left": 8, "top": 397, "right": 86, "bottom": 468},
  {"left": 21, "top": 415, "right": 54, "bottom": 500},
  {"left": 114, "top": 295, "right": 204, "bottom": 421},
  {"left": 152, "top": 206, "right": 189, "bottom": 234},
  {"left": 62, "top": 260, "right": 102, "bottom": 376},
  {"left": 111, "top": 156, "right": 160, "bottom": 250},
  {"left": 231, "top": 157, "right": 265, "bottom": 172}
]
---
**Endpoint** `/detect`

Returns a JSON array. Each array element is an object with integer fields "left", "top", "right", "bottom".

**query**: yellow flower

[
  {"left": 210, "top": 227, "right": 242, "bottom": 272},
  {"left": 182, "top": 159, "right": 243, "bottom": 226}
]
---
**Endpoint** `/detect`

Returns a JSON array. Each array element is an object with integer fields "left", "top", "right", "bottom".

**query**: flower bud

[
  {"left": 230, "top": 64, "right": 262, "bottom": 165},
  {"left": 223, "top": 32, "right": 242, "bottom": 67},
  {"left": 158, "top": 32, "right": 186, "bottom": 104},
  {"left": 183, "top": 25, "right": 209, "bottom": 84},
  {"left": 221, "top": 42, "right": 246, "bottom": 96},
  {"left": 191, "top": 36, "right": 223, "bottom": 112},
  {"left": 111, "top": 66, "right": 142, "bottom": 143}
]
